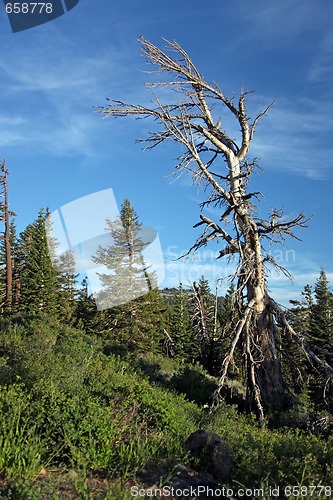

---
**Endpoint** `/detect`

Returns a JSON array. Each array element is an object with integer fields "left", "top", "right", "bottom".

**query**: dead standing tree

[
  {"left": 97, "top": 37, "right": 333, "bottom": 422},
  {"left": 0, "top": 160, "right": 14, "bottom": 313}
]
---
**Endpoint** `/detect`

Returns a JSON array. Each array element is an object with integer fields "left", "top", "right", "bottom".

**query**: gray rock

[
  {"left": 137, "top": 460, "right": 225, "bottom": 499},
  {"left": 184, "top": 429, "right": 233, "bottom": 480}
]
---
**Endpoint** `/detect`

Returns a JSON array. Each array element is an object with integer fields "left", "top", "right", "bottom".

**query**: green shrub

[
  {"left": 0, "top": 480, "right": 42, "bottom": 499},
  {"left": 0, "top": 385, "right": 43, "bottom": 479},
  {"left": 3, "top": 316, "right": 331, "bottom": 496},
  {"left": 206, "top": 405, "right": 332, "bottom": 488},
  {"left": 169, "top": 363, "right": 218, "bottom": 405}
]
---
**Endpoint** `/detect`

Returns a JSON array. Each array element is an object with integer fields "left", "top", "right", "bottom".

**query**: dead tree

[
  {"left": 0, "top": 160, "right": 14, "bottom": 313},
  {"left": 97, "top": 37, "right": 333, "bottom": 423}
]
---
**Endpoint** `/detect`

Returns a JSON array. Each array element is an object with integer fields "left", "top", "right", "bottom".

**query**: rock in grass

[{"left": 184, "top": 430, "right": 233, "bottom": 480}]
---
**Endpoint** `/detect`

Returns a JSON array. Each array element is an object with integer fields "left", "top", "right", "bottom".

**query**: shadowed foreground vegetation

[{"left": 0, "top": 316, "right": 332, "bottom": 498}]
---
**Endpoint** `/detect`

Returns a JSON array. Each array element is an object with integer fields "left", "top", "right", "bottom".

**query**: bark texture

[
  {"left": 0, "top": 161, "right": 13, "bottom": 313},
  {"left": 97, "top": 37, "right": 332, "bottom": 422}
]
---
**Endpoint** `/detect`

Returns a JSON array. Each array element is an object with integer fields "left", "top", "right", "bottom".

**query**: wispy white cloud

[
  {"left": 241, "top": 0, "right": 332, "bottom": 44},
  {"left": 250, "top": 96, "right": 333, "bottom": 179},
  {"left": 0, "top": 27, "right": 143, "bottom": 158},
  {"left": 0, "top": 115, "right": 27, "bottom": 148},
  {"left": 308, "top": 30, "right": 333, "bottom": 82}
]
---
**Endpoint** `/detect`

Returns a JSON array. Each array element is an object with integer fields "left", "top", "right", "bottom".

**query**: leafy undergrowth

[{"left": 0, "top": 317, "right": 332, "bottom": 498}]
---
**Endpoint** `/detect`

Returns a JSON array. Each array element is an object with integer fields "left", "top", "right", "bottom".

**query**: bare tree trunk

[
  {"left": 98, "top": 37, "right": 332, "bottom": 421},
  {"left": 251, "top": 304, "right": 287, "bottom": 416},
  {"left": 0, "top": 161, "right": 13, "bottom": 313},
  {"left": 4, "top": 177, "right": 12, "bottom": 311},
  {"left": 225, "top": 152, "right": 288, "bottom": 417}
]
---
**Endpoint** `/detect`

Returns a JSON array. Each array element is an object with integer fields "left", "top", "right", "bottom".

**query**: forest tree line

[{"left": 1, "top": 159, "right": 332, "bottom": 424}]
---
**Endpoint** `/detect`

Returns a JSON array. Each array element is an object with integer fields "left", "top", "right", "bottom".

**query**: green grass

[{"left": 0, "top": 316, "right": 331, "bottom": 497}]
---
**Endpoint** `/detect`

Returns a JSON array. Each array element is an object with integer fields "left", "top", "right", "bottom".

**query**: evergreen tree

[
  {"left": 56, "top": 250, "right": 79, "bottom": 324},
  {"left": 278, "top": 286, "right": 315, "bottom": 407},
  {"left": 217, "top": 282, "right": 243, "bottom": 378},
  {"left": 307, "top": 270, "right": 333, "bottom": 410},
  {"left": 76, "top": 276, "right": 100, "bottom": 334},
  {"left": 93, "top": 199, "right": 163, "bottom": 351},
  {"left": 93, "top": 198, "right": 153, "bottom": 308},
  {"left": 288, "top": 284, "right": 314, "bottom": 336},
  {"left": 133, "top": 287, "right": 168, "bottom": 352},
  {"left": 191, "top": 277, "right": 218, "bottom": 373},
  {"left": 170, "top": 282, "right": 194, "bottom": 362},
  {"left": 0, "top": 220, "right": 21, "bottom": 314},
  {"left": 286, "top": 285, "right": 313, "bottom": 390},
  {"left": 17, "top": 209, "right": 60, "bottom": 316},
  {"left": 310, "top": 270, "right": 333, "bottom": 351},
  {"left": 218, "top": 283, "right": 238, "bottom": 338},
  {"left": 287, "top": 273, "right": 333, "bottom": 412}
]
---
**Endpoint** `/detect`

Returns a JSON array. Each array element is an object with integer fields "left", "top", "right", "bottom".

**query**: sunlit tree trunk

[
  {"left": 0, "top": 160, "right": 14, "bottom": 313},
  {"left": 97, "top": 37, "right": 333, "bottom": 422}
]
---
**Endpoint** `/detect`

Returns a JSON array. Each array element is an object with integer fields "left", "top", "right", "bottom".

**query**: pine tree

[
  {"left": 288, "top": 284, "right": 314, "bottom": 336},
  {"left": 133, "top": 287, "right": 168, "bottom": 352},
  {"left": 218, "top": 283, "right": 238, "bottom": 336},
  {"left": 191, "top": 277, "right": 218, "bottom": 372},
  {"left": 56, "top": 250, "right": 79, "bottom": 324},
  {"left": 275, "top": 286, "right": 313, "bottom": 408},
  {"left": 286, "top": 273, "right": 333, "bottom": 412},
  {"left": 217, "top": 282, "right": 243, "bottom": 378},
  {"left": 0, "top": 220, "right": 21, "bottom": 314},
  {"left": 8, "top": 220, "right": 20, "bottom": 314},
  {"left": 310, "top": 270, "right": 333, "bottom": 351},
  {"left": 18, "top": 209, "right": 60, "bottom": 316},
  {"left": 92, "top": 199, "right": 162, "bottom": 351},
  {"left": 76, "top": 276, "right": 99, "bottom": 334},
  {"left": 93, "top": 198, "right": 153, "bottom": 309},
  {"left": 171, "top": 282, "right": 194, "bottom": 362},
  {"left": 307, "top": 270, "right": 333, "bottom": 410}
]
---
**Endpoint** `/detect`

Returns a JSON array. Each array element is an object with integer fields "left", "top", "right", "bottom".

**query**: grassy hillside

[{"left": 0, "top": 317, "right": 332, "bottom": 498}]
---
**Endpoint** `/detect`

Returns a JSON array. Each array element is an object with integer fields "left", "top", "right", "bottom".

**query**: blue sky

[{"left": 0, "top": 0, "right": 332, "bottom": 305}]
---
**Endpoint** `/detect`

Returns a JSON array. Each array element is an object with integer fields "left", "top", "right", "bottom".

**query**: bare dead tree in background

[
  {"left": 97, "top": 37, "right": 333, "bottom": 423},
  {"left": 0, "top": 160, "right": 14, "bottom": 312}
]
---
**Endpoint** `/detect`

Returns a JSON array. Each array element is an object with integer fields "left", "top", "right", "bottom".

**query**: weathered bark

[
  {"left": 0, "top": 161, "right": 13, "bottom": 313},
  {"left": 97, "top": 37, "right": 329, "bottom": 421},
  {"left": 251, "top": 307, "right": 287, "bottom": 415}
]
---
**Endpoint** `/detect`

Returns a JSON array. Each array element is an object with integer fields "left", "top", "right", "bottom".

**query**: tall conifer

[
  {"left": 93, "top": 198, "right": 153, "bottom": 308},
  {"left": 18, "top": 209, "right": 59, "bottom": 316},
  {"left": 93, "top": 199, "right": 163, "bottom": 350},
  {"left": 191, "top": 277, "right": 217, "bottom": 372},
  {"left": 310, "top": 270, "right": 333, "bottom": 350},
  {"left": 171, "top": 282, "right": 193, "bottom": 362},
  {"left": 57, "top": 250, "right": 78, "bottom": 324}
]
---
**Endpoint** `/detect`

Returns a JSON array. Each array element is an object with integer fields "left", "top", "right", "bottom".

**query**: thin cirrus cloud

[
  {"left": 250, "top": 96, "right": 333, "bottom": 180},
  {"left": 242, "top": 0, "right": 331, "bottom": 41},
  {"left": 0, "top": 116, "right": 27, "bottom": 148},
  {"left": 308, "top": 31, "right": 333, "bottom": 82},
  {"left": 0, "top": 30, "right": 139, "bottom": 158}
]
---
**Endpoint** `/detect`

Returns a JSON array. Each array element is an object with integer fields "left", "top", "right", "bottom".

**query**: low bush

[
  {"left": 0, "top": 384, "right": 43, "bottom": 479},
  {"left": 169, "top": 363, "right": 218, "bottom": 405},
  {"left": 0, "top": 318, "right": 332, "bottom": 497},
  {"left": 206, "top": 404, "right": 333, "bottom": 488}
]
